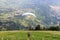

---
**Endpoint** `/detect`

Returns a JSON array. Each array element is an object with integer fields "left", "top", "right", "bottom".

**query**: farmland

[{"left": 0, "top": 31, "right": 60, "bottom": 40}]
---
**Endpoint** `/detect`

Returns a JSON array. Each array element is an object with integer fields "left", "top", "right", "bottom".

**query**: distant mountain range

[{"left": 0, "top": 0, "right": 60, "bottom": 27}]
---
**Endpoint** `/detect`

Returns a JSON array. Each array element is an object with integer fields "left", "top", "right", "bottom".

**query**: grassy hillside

[{"left": 0, "top": 31, "right": 60, "bottom": 40}]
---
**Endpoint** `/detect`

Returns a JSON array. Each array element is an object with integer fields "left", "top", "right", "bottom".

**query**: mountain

[{"left": 0, "top": 0, "right": 60, "bottom": 27}]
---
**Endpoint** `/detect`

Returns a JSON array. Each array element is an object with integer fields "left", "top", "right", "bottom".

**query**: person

[
  {"left": 27, "top": 32, "right": 31, "bottom": 40},
  {"left": 27, "top": 32, "right": 30, "bottom": 38},
  {"left": 27, "top": 24, "right": 31, "bottom": 40}
]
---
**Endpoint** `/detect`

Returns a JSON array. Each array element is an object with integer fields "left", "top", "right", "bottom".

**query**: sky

[
  {"left": 0, "top": 0, "right": 60, "bottom": 6},
  {"left": 0, "top": 0, "right": 60, "bottom": 11}
]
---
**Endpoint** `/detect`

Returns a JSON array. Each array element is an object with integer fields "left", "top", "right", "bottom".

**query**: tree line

[
  {"left": 29, "top": 24, "right": 60, "bottom": 31},
  {"left": 0, "top": 20, "right": 60, "bottom": 31}
]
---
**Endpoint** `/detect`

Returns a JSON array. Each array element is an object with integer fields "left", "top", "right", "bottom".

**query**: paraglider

[{"left": 22, "top": 13, "right": 36, "bottom": 17}]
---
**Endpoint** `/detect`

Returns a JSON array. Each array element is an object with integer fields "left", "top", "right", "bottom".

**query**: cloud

[
  {"left": 50, "top": 5, "right": 60, "bottom": 11},
  {"left": 50, "top": 5, "right": 60, "bottom": 19},
  {"left": 0, "top": 0, "right": 7, "bottom": 2}
]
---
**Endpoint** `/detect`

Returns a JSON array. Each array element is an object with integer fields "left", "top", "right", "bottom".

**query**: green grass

[{"left": 0, "top": 31, "right": 60, "bottom": 40}]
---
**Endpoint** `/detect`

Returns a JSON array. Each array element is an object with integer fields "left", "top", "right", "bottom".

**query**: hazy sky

[{"left": 0, "top": 0, "right": 60, "bottom": 8}]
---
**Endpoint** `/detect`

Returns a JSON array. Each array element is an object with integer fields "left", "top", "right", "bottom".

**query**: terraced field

[{"left": 0, "top": 31, "right": 60, "bottom": 40}]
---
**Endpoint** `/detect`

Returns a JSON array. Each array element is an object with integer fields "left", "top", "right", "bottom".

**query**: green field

[{"left": 0, "top": 31, "right": 60, "bottom": 40}]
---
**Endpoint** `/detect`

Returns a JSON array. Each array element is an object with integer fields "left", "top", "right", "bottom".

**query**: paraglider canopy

[{"left": 22, "top": 13, "right": 36, "bottom": 17}]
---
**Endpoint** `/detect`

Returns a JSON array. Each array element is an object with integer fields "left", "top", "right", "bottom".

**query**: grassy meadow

[{"left": 0, "top": 31, "right": 60, "bottom": 40}]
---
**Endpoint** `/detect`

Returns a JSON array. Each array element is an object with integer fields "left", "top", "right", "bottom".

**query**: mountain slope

[{"left": 0, "top": 0, "right": 60, "bottom": 27}]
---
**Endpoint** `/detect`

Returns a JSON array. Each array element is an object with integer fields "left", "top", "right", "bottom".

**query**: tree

[
  {"left": 49, "top": 26, "right": 59, "bottom": 31},
  {"left": 35, "top": 25, "right": 41, "bottom": 30}
]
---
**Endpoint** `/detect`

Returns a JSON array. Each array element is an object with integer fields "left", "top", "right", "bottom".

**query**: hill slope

[{"left": 0, "top": 0, "right": 60, "bottom": 27}]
